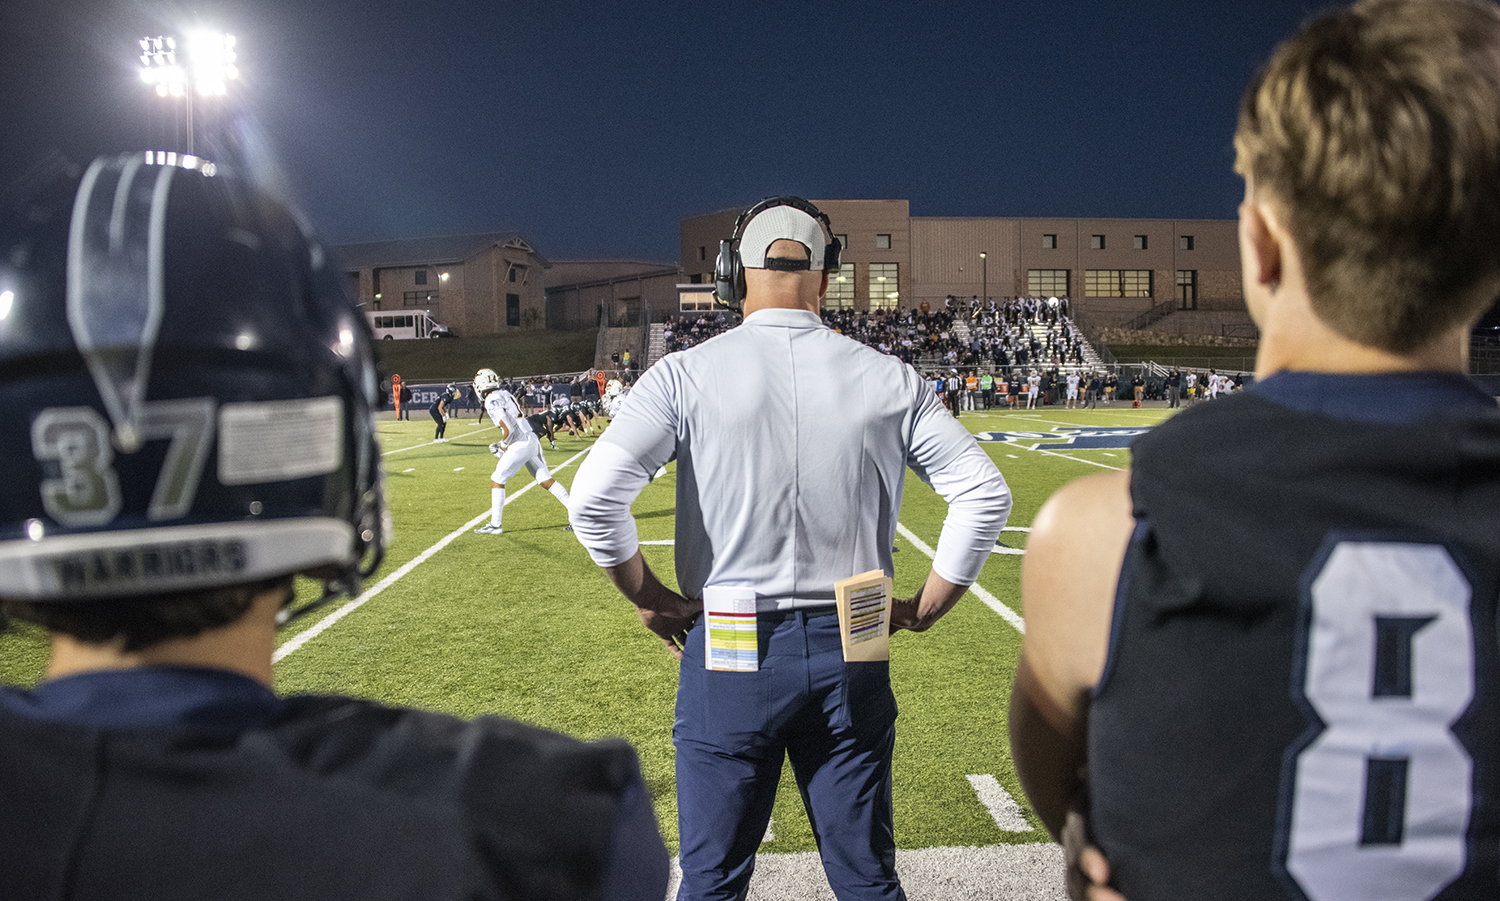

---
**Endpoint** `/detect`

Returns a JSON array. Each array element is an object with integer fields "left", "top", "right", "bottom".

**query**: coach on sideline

[
  {"left": 0, "top": 152, "right": 669, "bottom": 901},
  {"left": 570, "top": 196, "right": 1011, "bottom": 900},
  {"left": 1010, "top": 1, "right": 1500, "bottom": 899}
]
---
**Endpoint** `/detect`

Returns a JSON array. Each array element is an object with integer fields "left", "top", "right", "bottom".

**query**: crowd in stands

[
  {"left": 660, "top": 296, "right": 1091, "bottom": 375},
  {"left": 662, "top": 312, "right": 739, "bottom": 353},
  {"left": 935, "top": 295, "right": 1090, "bottom": 371}
]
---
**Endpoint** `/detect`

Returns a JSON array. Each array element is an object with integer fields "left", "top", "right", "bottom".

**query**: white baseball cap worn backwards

[{"left": 738, "top": 205, "right": 829, "bottom": 271}]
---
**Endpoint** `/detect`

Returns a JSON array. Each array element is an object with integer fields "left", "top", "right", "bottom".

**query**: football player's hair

[
  {"left": 1234, "top": 0, "right": 1500, "bottom": 351},
  {"left": 2, "top": 577, "right": 291, "bottom": 652}
]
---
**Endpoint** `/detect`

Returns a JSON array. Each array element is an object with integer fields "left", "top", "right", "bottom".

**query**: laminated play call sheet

[
  {"left": 704, "top": 586, "right": 758, "bottom": 671},
  {"left": 835, "top": 570, "right": 893, "bottom": 662}
]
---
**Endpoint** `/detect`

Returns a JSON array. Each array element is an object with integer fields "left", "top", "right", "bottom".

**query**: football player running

[{"left": 473, "top": 368, "right": 571, "bottom": 534}]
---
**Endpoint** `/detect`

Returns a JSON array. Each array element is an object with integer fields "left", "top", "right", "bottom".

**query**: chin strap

[{"left": 275, "top": 489, "right": 388, "bottom": 628}]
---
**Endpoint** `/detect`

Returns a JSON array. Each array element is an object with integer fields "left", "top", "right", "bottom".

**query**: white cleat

[{"left": 474, "top": 523, "right": 504, "bottom": 535}]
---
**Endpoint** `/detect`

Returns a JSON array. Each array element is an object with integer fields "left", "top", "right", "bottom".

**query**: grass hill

[{"left": 374, "top": 328, "right": 599, "bottom": 382}]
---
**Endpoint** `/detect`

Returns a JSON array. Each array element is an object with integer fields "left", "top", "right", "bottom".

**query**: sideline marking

[
  {"left": 966, "top": 774, "right": 1034, "bottom": 833},
  {"left": 273, "top": 448, "right": 589, "bottom": 662},
  {"left": 896, "top": 523, "right": 1024, "bottom": 633}
]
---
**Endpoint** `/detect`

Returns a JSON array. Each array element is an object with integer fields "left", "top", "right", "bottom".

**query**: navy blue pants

[{"left": 674, "top": 609, "right": 905, "bottom": 901}]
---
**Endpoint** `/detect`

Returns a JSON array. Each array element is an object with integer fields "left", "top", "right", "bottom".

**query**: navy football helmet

[{"left": 0, "top": 151, "right": 386, "bottom": 613}]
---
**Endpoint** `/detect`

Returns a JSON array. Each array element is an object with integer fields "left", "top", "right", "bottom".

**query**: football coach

[{"left": 570, "top": 196, "right": 1012, "bottom": 900}]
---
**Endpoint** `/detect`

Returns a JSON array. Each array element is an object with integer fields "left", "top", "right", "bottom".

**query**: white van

[{"left": 366, "top": 310, "right": 452, "bottom": 340}]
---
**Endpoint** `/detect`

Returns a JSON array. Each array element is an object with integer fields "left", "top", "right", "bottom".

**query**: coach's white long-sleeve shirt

[{"left": 570, "top": 308, "right": 1010, "bottom": 611}]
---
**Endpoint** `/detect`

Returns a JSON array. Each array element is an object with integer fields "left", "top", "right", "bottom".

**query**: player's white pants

[{"left": 492, "top": 433, "right": 552, "bottom": 484}]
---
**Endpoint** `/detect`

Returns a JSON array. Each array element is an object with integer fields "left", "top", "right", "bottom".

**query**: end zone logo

[{"left": 975, "top": 427, "right": 1150, "bottom": 449}]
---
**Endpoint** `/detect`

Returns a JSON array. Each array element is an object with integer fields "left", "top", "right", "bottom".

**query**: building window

[
  {"left": 1134, "top": 235, "right": 1148, "bottom": 250},
  {"left": 1028, "top": 269, "right": 1069, "bottom": 297},
  {"left": 876, "top": 234, "right": 892, "bottom": 250},
  {"left": 403, "top": 291, "right": 437, "bottom": 307},
  {"left": 1085, "top": 269, "right": 1153, "bottom": 297},
  {"left": 835, "top": 234, "right": 848, "bottom": 253},
  {"left": 1179, "top": 235, "right": 1195, "bottom": 251},
  {"left": 415, "top": 270, "right": 428, "bottom": 286},
  {"left": 506, "top": 293, "right": 520, "bottom": 326},
  {"left": 1042, "top": 234, "right": 1057, "bottom": 249},
  {"left": 679, "top": 288, "right": 716, "bottom": 312},
  {"left": 1090, "top": 234, "right": 1105, "bottom": 250},
  {"left": 698, "top": 246, "right": 707, "bottom": 262},
  {"left": 824, "top": 264, "right": 855, "bottom": 310},
  {"left": 508, "top": 267, "right": 518, "bottom": 283},
  {"left": 868, "top": 262, "right": 899, "bottom": 310},
  {"left": 1176, "top": 270, "right": 1198, "bottom": 309}
]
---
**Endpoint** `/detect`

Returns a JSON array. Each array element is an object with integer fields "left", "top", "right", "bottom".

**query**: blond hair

[{"left": 1235, "top": 0, "right": 1500, "bottom": 351}]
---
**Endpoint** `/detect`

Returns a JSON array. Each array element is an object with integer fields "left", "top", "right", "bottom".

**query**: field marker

[
  {"left": 966, "top": 775, "right": 1033, "bottom": 832},
  {"left": 402, "top": 468, "right": 415, "bottom": 473},
  {"left": 273, "top": 448, "right": 590, "bottom": 662},
  {"left": 763, "top": 818, "right": 775, "bottom": 843},
  {"left": 896, "top": 523, "right": 1024, "bottom": 633},
  {"left": 453, "top": 467, "right": 465, "bottom": 471}
]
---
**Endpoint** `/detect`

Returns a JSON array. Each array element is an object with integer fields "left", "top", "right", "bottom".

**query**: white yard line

[
  {"left": 273, "top": 448, "right": 590, "bottom": 662},
  {"left": 895, "top": 523, "right": 1025, "bottom": 633},
  {"left": 1000, "top": 414, "right": 1090, "bottom": 428},
  {"left": 966, "top": 774, "right": 1034, "bottom": 832},
  {"left": 380, "top": 423, "right": 491, "bottom": 455},
  {"left": 1011, "top": 443, "right": 1125, "bottom": 471}
]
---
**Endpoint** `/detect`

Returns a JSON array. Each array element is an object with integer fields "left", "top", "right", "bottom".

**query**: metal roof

[{"left": 332, "top": 232, "right": 550, "bottom": 270}]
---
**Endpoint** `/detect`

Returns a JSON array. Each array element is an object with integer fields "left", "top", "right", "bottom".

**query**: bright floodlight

[
  {"left": 186, "top": 31, "right": 238, "bottom": 96},
  {"left": 139, "top": 35, "right": 185, "bottom": 97},
  {"left": 141, "top": 31, "right": 237, "bottom": 98}
]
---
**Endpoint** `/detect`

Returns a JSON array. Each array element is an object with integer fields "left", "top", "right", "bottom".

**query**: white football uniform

[
  {"left": 484, "top": 390, "right": 551, "bottom": 483},
  {"left": 478, "top": 389, "right": 571, "bottom": 532}
]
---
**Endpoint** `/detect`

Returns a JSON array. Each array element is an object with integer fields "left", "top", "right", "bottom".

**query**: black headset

[{"left": 713, "top": 196, "right": 842, "bottom": 312}]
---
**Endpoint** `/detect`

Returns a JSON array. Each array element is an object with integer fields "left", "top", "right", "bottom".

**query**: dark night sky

[{"left": 1, "top": 0, "right": 1332, "bottom": 263}]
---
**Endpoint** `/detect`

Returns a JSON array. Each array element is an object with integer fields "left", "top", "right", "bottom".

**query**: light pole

[
  {"left": 980, "top": 252, "right": 988, "bottom": 305},
  {"left": 139, "top": 31, "right": 238, "bottom": 156}
]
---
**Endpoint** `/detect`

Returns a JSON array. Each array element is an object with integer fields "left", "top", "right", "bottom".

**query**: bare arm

[
  {"left": 1009, "top": 469, "right": 1135, "bottom": 838},
  {"left": 890, "top": 570, "right": 967, "bottom": 632},
  {"left": 601, "top": 550, "right": 700, "bottom": 660}
]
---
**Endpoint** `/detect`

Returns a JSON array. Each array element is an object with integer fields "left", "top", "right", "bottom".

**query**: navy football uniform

[
  {"left": 0, "top": 672, "right": 663, "bottom": 901},
  {"left": 1091, "top": 374, "right": 1500, "bottom": 901}
]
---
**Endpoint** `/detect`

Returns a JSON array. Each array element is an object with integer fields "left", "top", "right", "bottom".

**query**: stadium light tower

[{"left": 139, "top": 31, "right": 238, "bottom": 155}]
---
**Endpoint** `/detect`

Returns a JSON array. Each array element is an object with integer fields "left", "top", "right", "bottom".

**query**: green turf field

[{"left": 0, "top": 400, "right": 1176, "bottom": 860}]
